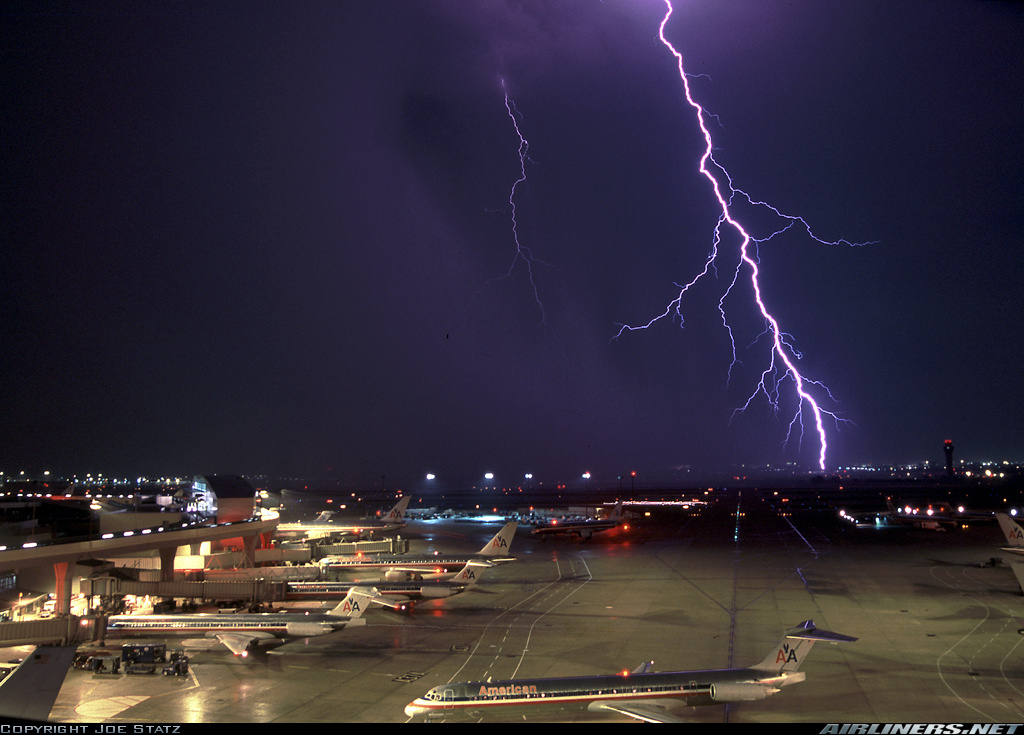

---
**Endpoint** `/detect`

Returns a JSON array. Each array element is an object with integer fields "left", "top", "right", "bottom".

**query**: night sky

[{"left": 3, "top": 1, "right": 1023, "bottom": 490}]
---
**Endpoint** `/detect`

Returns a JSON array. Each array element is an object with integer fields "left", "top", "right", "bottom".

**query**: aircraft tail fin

[
  {"left": 631, "top": 660, "right": 655, "bottom": 675},
  {"left": 751, "top": 620, "right": 857, "bottom": 674},
  {"left": 1009, "top": 562, "right": 1024, "bottom": 595},
  {"left": 479, "top": 522, "right": 518, "bottom": 556},
  {"left": 0, "top": 644, "right": 78, "bottom": 721},
  {"left": 453, "top": 560, "right": 490, "bottom": 586},
  {"left": 997, "top": 513, "right": 1024, "bottom": 547},
  {"left": 328, "top": 586, "right": 378, "bottom": 618},
  {"left": 385, "top": 496, "right": 410, "bottom": 524}
]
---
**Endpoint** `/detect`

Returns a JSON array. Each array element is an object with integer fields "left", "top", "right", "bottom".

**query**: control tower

[{"left": 944, "top": 439, "right": 955, "bottom": 477}]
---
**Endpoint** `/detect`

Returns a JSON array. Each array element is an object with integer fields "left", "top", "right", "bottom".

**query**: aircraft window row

[
  {"left": 112, "top": 620, "right": 282, "bottom": 629},
  {"left": 461, "top": 682, "right": 707, "bottom": 702}
]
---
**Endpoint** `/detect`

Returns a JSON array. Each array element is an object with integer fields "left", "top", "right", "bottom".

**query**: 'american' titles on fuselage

[
  {"left": 319, "top": 521, "right": 518, "bottom": 577},
  {"left": 405, "top": 620, "right": 856, "bottom": 722}
]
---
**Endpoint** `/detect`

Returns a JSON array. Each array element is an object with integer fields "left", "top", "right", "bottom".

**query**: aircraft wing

[
  {"left": 0, "top": 645, "right": 78, "bottom": 721},
  {"left": 587, "top": 699, "right": 685, "bottom": 723},
  {"left": 213, "top": 631, "right": 277, "bottom": 656},
  {"left": 366, "top": 593, "right": 413, "bottom": 611},
  {"left": 386, "top": 565, "right": 461, "bottom": 579}
]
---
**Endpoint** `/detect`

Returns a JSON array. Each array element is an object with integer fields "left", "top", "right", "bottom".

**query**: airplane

[
  {"left": 995, "top": 513, "right": 1024, "bottom": 555},
  {"left": 405, "top": 620, "right": 855, "bottom": 722},
  {"left": 105, "top": 587, "right": 376, "bottom": 657},
  {"left": 287, "top": 560, "right": 490, "bottom": 612},
  {"left": 0, "top": 644, "right": 78, "bottom": 721},
  {"left": 276, "top": 495, "right": 410, "bottom": 540},
  {"left": 840, "top": 498, "right": 964, "bottom": 531},
  {"left": 993, "top": 513, "right": 1024, "bottom": 595},
  {"left": 320, "top": 521, "right": 518, "bottom": 580},
  {"left": 531, "top": 501, "right": 627, "bottom": 539}
]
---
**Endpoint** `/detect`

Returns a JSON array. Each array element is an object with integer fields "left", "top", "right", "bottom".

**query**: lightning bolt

[
  {"left": 615, "top": 0, "right": 870, "bottom": 471},
  {"left": 486, "top": 78, "right": 550, "bottom": 324}
]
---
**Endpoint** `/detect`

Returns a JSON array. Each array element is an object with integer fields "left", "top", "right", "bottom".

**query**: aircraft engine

[
  {"left": 285, "top": 622, "right": 332, "bottom": 637},
  {"left": 417, "top": 587, "right": 456, "bottom": 599},
  {"left": 708, "top": 683, "right": 778, "bottom": 702},
  {"left": 385, "top": 570, "right": 416, "bottom": 581}
]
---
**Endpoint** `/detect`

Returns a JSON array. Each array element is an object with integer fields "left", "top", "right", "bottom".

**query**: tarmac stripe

[{"left": 76, "top": 695, "right": 149, "bottom": 720}]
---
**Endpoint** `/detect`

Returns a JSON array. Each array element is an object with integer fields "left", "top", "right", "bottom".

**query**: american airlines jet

[
  {"left": 320, "top": 521, "right": 518, "bottom": 580},
  {"left": 276, "top": 496, "right": 410, "bottom": 540},
  {"left": 106, "top": 587, "right": 376, "bottom": 656},
  {"left": 405, "top": 620, "right": 855, "bottom": 722}
]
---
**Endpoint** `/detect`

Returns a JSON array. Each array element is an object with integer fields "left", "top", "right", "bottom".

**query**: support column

[
  {"left": 159, "top": 545, "right": 177, "bottom": 582},
  {"left": 242, "top": 534, "right": 257, "bottom": 568},
  {"left": 52, "top": 561, "right": 74, "bottom": 616}
]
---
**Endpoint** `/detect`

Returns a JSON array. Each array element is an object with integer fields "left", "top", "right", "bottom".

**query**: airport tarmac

[{"left": 26, "top": 488, "right": 1024, "bottom": 723}]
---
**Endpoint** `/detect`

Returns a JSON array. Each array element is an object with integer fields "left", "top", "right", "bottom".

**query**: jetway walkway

[
  {"left": 80, "top": 576, "right": 288, "bottom": 604},
  {"left": 0, "top": 616, "right": 84, "bottom": 646},
  {"left": 0, "top": 517, "right": 278, "bottom": 638}
]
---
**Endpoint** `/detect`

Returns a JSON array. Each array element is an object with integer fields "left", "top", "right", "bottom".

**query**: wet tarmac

[{"left": 21, "top": 488, "right": 1024, "bottom": 723}]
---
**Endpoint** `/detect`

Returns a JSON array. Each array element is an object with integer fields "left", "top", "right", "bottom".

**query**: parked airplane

[
  {"left": 0, "top": 644, "right": 78, "bottom": 721},
  {"left": 405, "top": 619, "right": 855, "bottom": 722},
  {"left": 105, "top": 587, "right": 376, "bottom": 657},
  {"left": 990, "top": 513, "right": 1024, "bottom": 595},
  {"left": 288, "top": 560, "right": 490, "bottom": 611},
  {"left": 320, "top": 521, "right": 518, "bottom": 580},
  {"left": 996, "top": 513, "right": 1024, "bottom": 555},
  {"left": 531, "top": 502, "right": 627, "bottom": 539},
  {"left": 276, "top": 496, "right": 410, "bottom": 540}
]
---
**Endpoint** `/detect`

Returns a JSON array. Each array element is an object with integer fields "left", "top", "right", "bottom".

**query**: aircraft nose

[{"left": 404, "top": 701, "right": 424, "bottom": 717}]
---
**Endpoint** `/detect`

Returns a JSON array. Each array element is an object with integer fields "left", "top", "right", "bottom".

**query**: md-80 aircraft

[
  {"left": 994, "top": 513, "right": 1024, "bottom": 595},
  {"left": 106, "top": 587, "right": 376, "bottom": 656},
  {"left": 320, "top": 521, "right": 518, "bottom": 580},
  {"left": 289, "top": 560, "right": 490, "bottom": 611},
  {"left": 531, "top": 502, "right": 626, "bottom": 539},
  {"left": 405, "top": 620, "right": 855, "bottom": 722},
  {"left": 276, "top": 496, "right": 410, "bottom": 540},
  {"left": 996, "top": 513, "right": 1024, "bottom": 555}
]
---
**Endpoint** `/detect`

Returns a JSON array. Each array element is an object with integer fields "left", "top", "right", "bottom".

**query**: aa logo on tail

[
  {"left": 775, "top": 644, "right": 800, "bottom": 665},
  {"left": 490, "top": 537, "right": 508, "bottom": 550},
  {"left": 343, "top": 598, "right": 362, "bottom": 614}
]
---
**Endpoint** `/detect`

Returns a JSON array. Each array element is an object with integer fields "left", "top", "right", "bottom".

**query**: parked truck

[{"left": 121, "top": 641, "right": 166, "bottom": 675}]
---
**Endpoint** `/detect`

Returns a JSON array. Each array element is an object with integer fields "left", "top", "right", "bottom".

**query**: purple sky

[{"left": 3, "top": 1, "right": 1022, "bottom": 489}]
